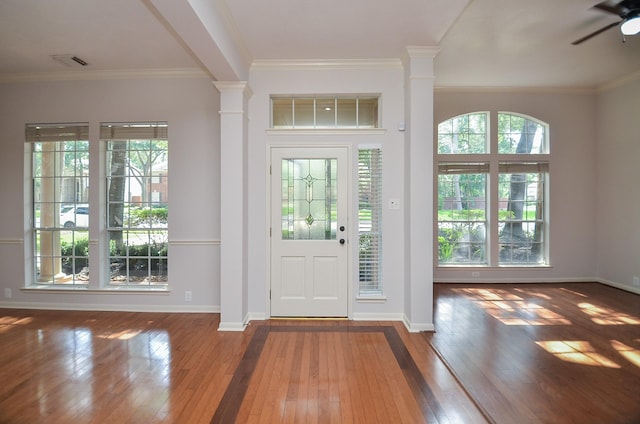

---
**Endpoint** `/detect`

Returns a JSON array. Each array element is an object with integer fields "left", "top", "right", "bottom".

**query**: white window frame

[
  {"left": 436, "top": 111, "right": 550, "bottom": 268},
  {"left": 271, "top": 95, "right": 380, "bottom": 129},
  {"left": 357, "top": 146, "right": 383, "bottom": 297},
  {"left": 103, "top": 122, "right": 169, "bottom": 287},
  {"left": 27, "top": 123, "right": 90, "bottom": 286}
]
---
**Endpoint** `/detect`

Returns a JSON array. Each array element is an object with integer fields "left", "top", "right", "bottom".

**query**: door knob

[{"left": 339, "top": 238, "right": 345, "bottom": 245}]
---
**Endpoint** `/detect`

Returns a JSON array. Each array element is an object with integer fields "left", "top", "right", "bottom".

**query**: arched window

[{"left": 436, "top": 112, "right": 550, "bottom": 266}]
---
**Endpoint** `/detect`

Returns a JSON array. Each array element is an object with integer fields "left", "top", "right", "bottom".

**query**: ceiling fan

[{"left": 572, "top": 0, "right": 640, "bottom": 44}]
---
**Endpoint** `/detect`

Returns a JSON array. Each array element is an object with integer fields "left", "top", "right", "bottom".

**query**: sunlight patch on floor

[
  {"left": 0, "top": 316, "right": 34, "bottom": 333},
  {"left": 611, "top": 340, "right": 640, "bottom": 369},
  {"left": 536, "top": 340, "right": 621, "bottom": 368},
  {"left": 454, "top": 288, "right": 572, "bottom": 325},
  {"left": 97, "top": 329, "right": 142, "bottom": 340},
  {"left": 578, "top": 302, "right": 640, "bottom": 325}
]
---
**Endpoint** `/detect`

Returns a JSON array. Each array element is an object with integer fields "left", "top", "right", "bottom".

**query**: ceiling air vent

[{"left": 50, "top": 54, "right": 89, "bottom": 67}]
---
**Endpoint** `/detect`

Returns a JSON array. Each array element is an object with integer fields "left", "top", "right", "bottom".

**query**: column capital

[
  {"left": 404, "top": 46, "right": 440, "bottom": 59},
  {"left": 212, "top": 81, "right": 252, "bottom": 97},
  {"left": 403, "top": 46, "right": 439, "bottom": 78}
]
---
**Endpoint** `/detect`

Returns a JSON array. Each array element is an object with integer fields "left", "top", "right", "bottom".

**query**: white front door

[{"left": 270, "top": 146, "right": 350, "bottom": 317}]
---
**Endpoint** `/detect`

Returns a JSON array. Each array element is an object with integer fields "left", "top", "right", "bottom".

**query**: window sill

[
  {"left": 437, "top": 264, "right": 552, "bottom": 269},
  {"left": 356, "top": 296, "right": 387, "bottom": 303},
  {"left": 22, "top": 286, "right": 170, "bottom": 294},
  {"left": 266, "top": 128, "right": 387, "bottom": 136}
]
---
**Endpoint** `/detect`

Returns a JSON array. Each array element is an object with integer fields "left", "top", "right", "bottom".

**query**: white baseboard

[
  {"left": 246, "top": 312, "right": 267, "bottom": 321},
  {"left": 435, "top": 276, "right": 595, "bottom": 284},
  {"left": 352, "top": 312, "right": 404, "bottom": 322},
  {"left": 217, "top": 321, "right": 248, "bottom": 332},
  {"left": 403, "top": 314, "right": 435, "bottom": 333},
  {"left": 435, "top": 277, "right": 640, "bottom": 296},
  {"left": 596, "top": 278, "right": 640, "bottom": 295},
  {"left": 0, "top": 301, "right": 219, "bottom": 314}
]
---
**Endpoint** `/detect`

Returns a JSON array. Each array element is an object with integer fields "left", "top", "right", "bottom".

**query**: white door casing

[{"left": 270, "top": 146, "right": 350, "bottom": 317}]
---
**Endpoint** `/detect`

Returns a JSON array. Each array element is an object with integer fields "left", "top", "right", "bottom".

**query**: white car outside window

[{"left": 60, "top": 205, "right": 89, "bottom": 228}]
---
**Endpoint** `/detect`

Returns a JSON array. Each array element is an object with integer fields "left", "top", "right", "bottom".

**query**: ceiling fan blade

[
  {"left": 572, "top": 20, "right": 621, "bottom": 44},
  {"left": 593, "top": 0, "right": 628, "bottom": 15}
]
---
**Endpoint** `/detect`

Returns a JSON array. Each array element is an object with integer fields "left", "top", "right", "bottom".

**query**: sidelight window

[{"left": 358, "top": 147, "right": 383, "bottom": 296}]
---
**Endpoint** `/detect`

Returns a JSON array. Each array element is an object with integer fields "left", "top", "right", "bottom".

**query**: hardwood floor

[
  {"left": 0, "top": 311, "right": 485, "bottom": 423},
  {"left": 1, "top": 282, "right": 637, "bottom": 423},
  {"left": 429, "top": 283, "right": 640, "bottom": 424}
]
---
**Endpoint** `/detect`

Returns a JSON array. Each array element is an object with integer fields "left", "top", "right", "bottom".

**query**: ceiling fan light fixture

[{"left": 620, "top": 13, "right": 640, "bottom": 36}]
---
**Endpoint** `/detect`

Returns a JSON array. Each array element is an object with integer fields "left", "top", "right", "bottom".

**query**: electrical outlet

[
  {"left": 633, "top": 276, "right": 640, "bottom": 287},
  {"left": 184, "top": 291, "right": 192, "bottom": 302},
  {"left": 389, "top": 199, "right": 400, "bottom": 210},
  {"left": 4, "top": 288, "right": 11, "bottom": 298}
]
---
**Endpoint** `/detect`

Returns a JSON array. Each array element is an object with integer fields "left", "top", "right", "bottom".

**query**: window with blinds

[
  {"left": 27, "top": 123, "right": 90, "bottom": 285},
  {"left": 437, "top": 112, "right": 550, "bottom": 267},
  {"left": 358, "top": 147, "right": 383, "bottom": 296},
  {"left": 438, "top": 163, "right": 488, "bottom": 264},
  {"left": 103, "top": 123, "right": 168, "bottom": 286}
]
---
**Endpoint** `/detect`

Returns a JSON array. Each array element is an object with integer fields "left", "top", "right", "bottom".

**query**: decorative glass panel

[{"left": 282, "top": 158, "right": 337, "bottom": 240}]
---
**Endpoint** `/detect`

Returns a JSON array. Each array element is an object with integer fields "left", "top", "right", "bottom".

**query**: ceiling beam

[{"left": 145, "top": 0, "right": 250, "bottom": 81}]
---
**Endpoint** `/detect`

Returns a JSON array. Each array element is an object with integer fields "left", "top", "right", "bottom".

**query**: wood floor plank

[
  {"left": 430, "top": 283, "right": 640, "bottom": 424},
  {"left": 0, "top": 309, "right": 491, "bottom": 423}
]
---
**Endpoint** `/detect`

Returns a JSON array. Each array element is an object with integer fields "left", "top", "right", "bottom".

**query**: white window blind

[
  {"left": 358, "top": 147, "right": 383, "bottom": 296},
  {"left": 26, "top": 123, "right": 89, "bottom": 142},
  {"left": 100, "top": 122, "right": 167, "bottom": 140},
  {"left": 438, "top": 163, "right": 490, "bottom": 174}
]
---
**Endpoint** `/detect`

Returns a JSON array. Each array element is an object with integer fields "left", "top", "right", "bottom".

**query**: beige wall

[
  {"left": 0, "top": 76, "right": 222, "bottom": 310},
  {"left": 596, "top": 77, "right": 640, "bottom": 293},
  {"left": 434, "top": 89, "right": 599, "bottom": 282}
]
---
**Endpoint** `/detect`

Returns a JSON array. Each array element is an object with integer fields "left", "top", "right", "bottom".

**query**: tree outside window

[
  {"left": 103, "top": 123, "right": 168, "bottom": 286},
  {"left": 437, "top": 112, "right": 549, "bottom": 266}
]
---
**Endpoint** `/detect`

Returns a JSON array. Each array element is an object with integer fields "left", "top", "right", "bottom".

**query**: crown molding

[
  {"left": 251, "top": 58, "right": 403, "bottom": 71},
  {"left": 0, "top": 68, "right": 208, "bottom": 83},
  {"left": 434, "top": 85, "right": 597, "bottom": 95},
  {"left": 597, "top": 69, "right": 640, "bottom": 92}
]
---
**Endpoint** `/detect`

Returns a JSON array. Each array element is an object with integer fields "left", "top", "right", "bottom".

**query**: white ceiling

[{"left": 0, "top": 0, "right": 638, "bottom": 89}]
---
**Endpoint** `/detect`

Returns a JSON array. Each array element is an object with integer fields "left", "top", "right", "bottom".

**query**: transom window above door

[{"left": 271, "top": 96, "right": 379, "bottom": 129}]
